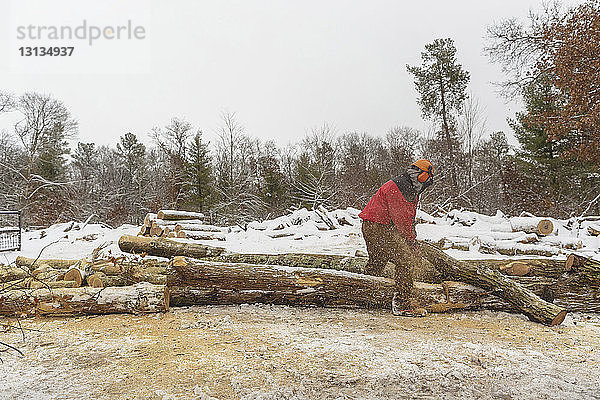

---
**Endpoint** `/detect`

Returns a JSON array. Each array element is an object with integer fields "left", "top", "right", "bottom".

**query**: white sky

[{"left": 0, "top": 0, "right": 584, "bottom": 149}]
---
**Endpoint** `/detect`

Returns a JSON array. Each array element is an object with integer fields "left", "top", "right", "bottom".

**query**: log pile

[
  {"left": 4, "top": 205, "right": 599, "bottom": 323},
  {"left": 137, "top": 210, "right": 227, "bottom": 241},
  {"left": 6, "top": 232, "right": 600, "bottom": 324},
  {"left": 428, "top": 209, "right": 597, "bottom": 257},
  {"left": 0, "top": 256, "right": 171, "bottom": 316}
]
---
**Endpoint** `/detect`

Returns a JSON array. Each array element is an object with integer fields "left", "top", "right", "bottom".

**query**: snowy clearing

[
  {"left": 1, "top": 208, "right": 599, "bottom": 399},
  {"left": 1, "top": 306, "right": 600, "bottom": 399}
]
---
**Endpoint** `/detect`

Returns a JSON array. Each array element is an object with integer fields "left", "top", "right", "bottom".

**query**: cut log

[
  {"left": 418, "top": 242, "right": 567, "bottom": 325},
  {"left": 144, "top": 213, "right": 158, "bottom": 228},
  {"left": 565, "top": 253, "right": 600, "bottom": 282},
  {"left": 119, "top": 235, "right": 225, "bottom": 259},
  {"left": 1, "top": 279, "right": 78, "bottom": 290},
  {"left": 31, "top": 264, "right": 65, "bottom": 281},
  {"left": 63, "top": 267, "right": 86, "bottom": 287},
  {"left": 169, "top": 257, "right": 394, "bottom": 309},
  {"left": 0, "top": 266, "right": 29, "bottom": 283},
  {"left": 154, "top": 222, "right": 224, "bottom": 233},
  {"left": 156, "top": 210, "right": 204, "bottom": 221},
  {"left": 184, "top": 232, "right": 226, "bottom": 241},
  {"left": 510, "top": 217, "right": 554, "bottom": 236},
  {"left": 15, "top": 256, "right": 79, "bottom": 270},
  {"left": 166, "top": 257, "right": 557, "bottom": 314},
  {"left": 150, "top": 225, "right": 163, "bottom": 237},
  {"left": 86, "top": 272, "right": 130, "bottom": 288},
  {"left": 462, "top": 259, "right": 567, "bottom": 279},
  {"left": 28, "top": 280, "right": 79, "bottom": 290},
  {"left": 0, "top": 283, "right": 169, "bottom": 316},
  {"left": 176, "top": 231, "right": 187, "bottom": 239}
]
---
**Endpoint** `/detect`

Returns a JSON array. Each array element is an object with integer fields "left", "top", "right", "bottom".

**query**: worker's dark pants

[{"left": 361, "top": 220, "right": 418, "bottom": 308}]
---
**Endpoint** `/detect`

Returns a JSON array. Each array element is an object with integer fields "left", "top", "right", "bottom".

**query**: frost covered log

[
  {"left": 0, "top": 283, "right": 170, "bottom": 316},
  {"left": 118, "top": 235, "right": 225, "bottom": 259},
  {"left": 418, "top": 242, "right": 567, "bottom": 326}
]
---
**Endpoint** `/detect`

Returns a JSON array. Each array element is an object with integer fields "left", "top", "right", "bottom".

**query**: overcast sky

[{"left": 0, "top": 0, "right": 584, "bottom": 149}]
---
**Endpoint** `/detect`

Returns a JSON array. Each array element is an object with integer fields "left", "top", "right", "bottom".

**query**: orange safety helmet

[{"left": 411, "top": 159, "right": 434, "bottom": 183}]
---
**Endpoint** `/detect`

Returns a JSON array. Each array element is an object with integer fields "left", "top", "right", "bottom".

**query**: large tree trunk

[
  {"left": 169, "top": 256, "right": 394, "bottom": 309},
  {"left": 418, "top": 242, "right": 567, "bottom": 326},
  {"left": 118, "top": 235, "right": 225, "bottom": 259},
  {"left": 166, "top": 257, "right": 558, "bottom": 314},
  {"left": 204, "top": 253, "right": 565, "bottom": 281},
  {"left": 0, "top": 283, "right": 169, "bottom": 316}
]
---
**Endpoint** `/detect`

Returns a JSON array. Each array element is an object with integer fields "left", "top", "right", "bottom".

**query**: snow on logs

[
  {"left": 510, "top": 217, "right": 555, "bottom": 236},
  {"left": 0, "top": 282, "right": 169, "bottom": 316},
  {"left": 156, "top": 210, "right": 205, "bottom": 221},
  {"left": 118, "top": 234, "right": 225, "bottom": 259},
  {"left": 138, "top": 210, "right": 227, "bottom": 240}
]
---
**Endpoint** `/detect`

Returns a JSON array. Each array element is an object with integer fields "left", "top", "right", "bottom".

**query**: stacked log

[
  {"left": 138, "top": 210, "right": 226, "bottom": 241},
  {"left": 0, "top": 283, "right": 169, "bottom": 316}
]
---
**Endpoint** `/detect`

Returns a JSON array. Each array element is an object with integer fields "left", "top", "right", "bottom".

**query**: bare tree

[
  {"left": 459, "top": 94, "right": 487, "bottom": 186},
  {"left": 150, "top": 118, "right": 195, "bottom": 208},
  {"left": 484, "top": 1, "right": 566, "bottom": 97}
]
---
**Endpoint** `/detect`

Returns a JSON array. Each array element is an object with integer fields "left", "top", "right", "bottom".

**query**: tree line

[{"left": 0, "top": 0, "right": 598, "bottom": 228}]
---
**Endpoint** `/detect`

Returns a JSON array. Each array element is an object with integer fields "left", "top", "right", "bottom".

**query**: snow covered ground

[
  {"left": 1, "top": 305, "right": 599, "bottom": 399},
  {"left": 1, "top": 208, "right": 600, "bottom": 399}
]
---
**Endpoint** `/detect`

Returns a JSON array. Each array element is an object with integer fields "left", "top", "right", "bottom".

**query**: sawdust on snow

[{"left": 1, "top": 305, "right": 599, "bottom": 400}]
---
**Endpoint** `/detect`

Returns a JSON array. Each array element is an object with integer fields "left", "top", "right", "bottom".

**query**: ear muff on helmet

[
  {"left": 412, "top": 159, "right": 434, "bottom": 184},
  {"left": 417, "top": 170, "right": 431, "bottom": 183}
]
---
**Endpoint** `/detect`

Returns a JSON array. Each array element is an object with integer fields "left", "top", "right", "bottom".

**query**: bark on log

[
  {"left": 0, "top": 282, "right": 169, "bottom": 316},
  {"left": 15, "top": 256, "right": 79, "bottom": 270},
  {"left": 166, "top": 257, "right": 556, "bottom": 315},
  {"left": 565, "top": 253, "right": 600, "bottom": 283},
  {"left": 462, "top": 258, "right": 567, "bottom": 279},
  {"left": 183, "top": 232, "right": 226, "bottom": 241},
  {"left": 205, "top": 253, "right": 566, "bottom": 282},
  {"left": 157, "top": 210, "right": 204, "bottom": 221},
  {"left": 418, "top": 242, "right": 567, "bottom": 326},
  {"left": 0, "top": 266, "right": 29, "bottom": 283},
  {"left": 118, "top": 235, "right": 225, "bottom": 259},
  {"left": 1, "top": 279, "right": 78, "bottom": 290},
  {"left": 169, "top": 257, "right": 394, "bottom": 309}
]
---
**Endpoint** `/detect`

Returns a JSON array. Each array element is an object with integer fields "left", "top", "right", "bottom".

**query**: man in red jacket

[{"left": 359, "top": 159, "right": 434, "bottom": 317}]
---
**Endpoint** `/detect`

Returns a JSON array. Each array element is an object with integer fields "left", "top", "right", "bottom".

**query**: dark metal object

[{"left": 0, "top": 211, "right": 21, "bottom": 252}]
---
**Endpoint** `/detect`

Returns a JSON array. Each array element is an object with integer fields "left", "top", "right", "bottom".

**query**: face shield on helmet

[{"left": 410, "top": 159, "right": 434, "bottom": 191}]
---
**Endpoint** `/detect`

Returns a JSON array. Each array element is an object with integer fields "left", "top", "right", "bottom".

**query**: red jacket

[{"left": 359, "top": 174, "right": 418, "bottom": 241}]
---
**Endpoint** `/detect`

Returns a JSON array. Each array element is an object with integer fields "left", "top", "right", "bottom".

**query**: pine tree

[
  {"left": 407, "top": 38, "right": 470, "bottom": 191},
  {"left": 184, "top": 133, "right": 214, "bottom": 212}
]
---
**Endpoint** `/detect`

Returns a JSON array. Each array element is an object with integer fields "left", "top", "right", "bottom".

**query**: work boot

[{"left": 391, "top": 292, "right": 427, "bottom": 317}]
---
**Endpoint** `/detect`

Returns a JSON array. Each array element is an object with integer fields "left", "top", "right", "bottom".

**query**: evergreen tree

[
  {"left": 115, "top": 132, "right": 147, "bottom": 223},
  {"left": 407, "top": 38, "right": 470, "bottom": 191},
  {"left": 185, "top": 132, "right": 214, "bottom": 212}
]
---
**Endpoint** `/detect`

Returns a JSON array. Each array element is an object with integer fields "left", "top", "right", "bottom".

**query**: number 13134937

[{"left": 19, "top": 46, "right": 74, "bottom": 56}]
